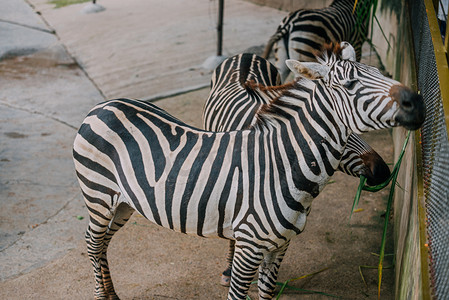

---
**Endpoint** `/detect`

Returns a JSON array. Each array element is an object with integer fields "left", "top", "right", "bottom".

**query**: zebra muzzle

[
  {"left": 360, "top": 151, "right": 391, "bottom": 186},
  {"left": 391, "top": 85, "right": 426, "bottom": 131}
]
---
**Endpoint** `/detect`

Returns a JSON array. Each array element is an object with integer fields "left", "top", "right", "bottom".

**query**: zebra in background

[
  {"left": 202, "top": 50, "right": 391, "bottom": 286},
  {"left": 73, "top": 43, "right": 425, "bottom": 300},
  {"left": 262, "top": 0, "right": 370, "bottom": 81},
  {"left": 203, "top": 53, "right": 281, "bottom": 132}
]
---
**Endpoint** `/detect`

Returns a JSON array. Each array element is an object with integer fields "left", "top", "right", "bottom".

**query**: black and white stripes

[
  {"left": 74, "top": 44, "right": 425, "bottom": 300},
  {"left": 203, "top": 53, "right": 391, "bottom": 184},
  {"left": 202, "top": 52, "right": 392, "bottom": 286},
  {"left": 263, "top": 0, "right": 369, "bottom": 81},
  {"left": 203, "top": 53, "right": 281, "bottom": 132}
]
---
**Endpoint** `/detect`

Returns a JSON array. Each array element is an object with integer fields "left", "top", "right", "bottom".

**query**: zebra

[
  {"left": 202, "top": 50, "right": 392, "bottom": 286},
  {"left": 262, "top": 0, "right": 370, "bottom": 82},
  {"left": 73, "top": 43, "right": 425, "bottom": 300},
  {"left": 203, "top": 51, "right": 390, "bottom": 185}
]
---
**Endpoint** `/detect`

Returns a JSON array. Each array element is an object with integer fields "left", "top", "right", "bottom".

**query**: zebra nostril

[
  {"left": 390, "top": 85, "right": 418, "bottom": 111},
  {"left": 391, "top": 85, "right": 426, "bottom": 130},
  {"left": 401, "top": 98, "right": 414, "bottom": 111}
]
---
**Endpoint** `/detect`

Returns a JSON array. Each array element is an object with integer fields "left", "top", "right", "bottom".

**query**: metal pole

[{"left": 217, "top": 0, "right": 224, "bottom": 56}]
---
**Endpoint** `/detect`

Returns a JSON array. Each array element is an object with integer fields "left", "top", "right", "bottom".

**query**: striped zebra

[
  {"left": 202, "top": 50, "right": 391, "bottom": 286},
  {"left": 73, "top": 43, "right": 425, "bottom": 300},
  {"left": 262, "top": 0, "right": 370, "bottom": 81},
  {"left": 203, "top": 51, "right": 390, "bottom": 184}
]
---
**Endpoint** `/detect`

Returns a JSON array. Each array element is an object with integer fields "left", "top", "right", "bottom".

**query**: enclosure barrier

[{"left": 404, "top": 0, "right": 449, "bottom": 298}]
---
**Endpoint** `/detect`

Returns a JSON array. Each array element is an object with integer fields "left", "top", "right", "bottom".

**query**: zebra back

[
  {"left": 262, "top": 0, "right": 369, "bottom": 81},
  {"left": 203, "top": 53, "right": 281, "bottom": 132}
]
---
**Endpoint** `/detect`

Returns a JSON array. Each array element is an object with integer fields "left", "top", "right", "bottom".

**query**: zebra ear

[
  {"left": 340, "top": 41, "right": 356, "bottom": 62},
  {"left": 285, "top": 60, "right": 330, "bottom": 81}
]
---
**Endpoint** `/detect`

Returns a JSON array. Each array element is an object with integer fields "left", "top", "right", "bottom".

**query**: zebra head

[{"left": 285, "top": 43, "right": 426, "bottom": 134}]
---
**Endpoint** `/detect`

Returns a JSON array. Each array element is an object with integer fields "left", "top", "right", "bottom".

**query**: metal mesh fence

[{"left": 410, "top": 0, "right": 449, "bottom": 298}]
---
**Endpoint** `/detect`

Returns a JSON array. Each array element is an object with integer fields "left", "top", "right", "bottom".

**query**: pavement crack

[
  {"left": 0, "top": 237, "right": 22, "bottom": 253},
  {"left": 0, "top": 101, "right": 78, "bottom": 130},
  {"left": 0, "top": 192, "right": 80, "bottom": 253},
  {"left": 145, "top": 83, "right": 209, "bottom": 103},
  {"left": 20, "top": 0, "right": 107, "bottom": 100},
  {"left": 0, "top": 18, "right": 55, "bottom": 34},
  {"left": 41, "top": 192, "right": 79, "bottom": 225}
]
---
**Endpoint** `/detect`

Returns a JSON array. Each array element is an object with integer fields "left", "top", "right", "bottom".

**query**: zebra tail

[{"left": 261, "top": 20, "right": 290, "bottom": 59}]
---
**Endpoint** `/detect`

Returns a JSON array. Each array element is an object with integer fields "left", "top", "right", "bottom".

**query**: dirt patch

[{"left": 0, "top": 50, "right": 77, "bottom": 80}]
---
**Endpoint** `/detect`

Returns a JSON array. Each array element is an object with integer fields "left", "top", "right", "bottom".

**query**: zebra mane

[
  {"left": 315, "top": 42, "right": 346, "bottom": 65},
  {"left": 252, "top": 43, "right": 347, "bottom": 128},
  {"left": 252, "top": 80, "right": 310, "bottom": 128},
  {"left": 243, "top": 80, "right": 292, "bottom": 101}
]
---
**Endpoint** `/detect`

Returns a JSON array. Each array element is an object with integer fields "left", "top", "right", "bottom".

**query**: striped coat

[
  {"left": 203, "top": 52, "right": 390, "bottom": 185},
  {"left": 202, "top": 52, "right": 391, "bottom": 286},
  {"left": 262, "top": 0, "right": 370, "bottom": 81},
  {"left": 74, "top": 44, "right": 425, "bottom": 299}
]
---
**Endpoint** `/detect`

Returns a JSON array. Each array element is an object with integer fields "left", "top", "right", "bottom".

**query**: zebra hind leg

[
  {"left": 273, "top": 40, "right": 290, "bottom": 83},
  {"left": 85, "top": 200, "right": 134, "bottom": 300},
  {"left": 220, "top": 240, "right": 236, "bottom": 287},
  {"left": 100, "top": 203, "right": 135, "bottom": 299},
  {"left": 85, "top": 214, "right": 111, "bottom": 299},
  {"left": 227, "top": 243, "right": 264, "bottom": 300},
  {"left": 257, "top": 241, "right": 290, "bottom": 299}
]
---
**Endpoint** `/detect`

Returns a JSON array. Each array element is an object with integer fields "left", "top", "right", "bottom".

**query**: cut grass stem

[
  {"left": 246, "top": 267, "right": 338, "bottom": 299},
  {"left": 351, "top": 131, "right": 411, "bottom": 299}
]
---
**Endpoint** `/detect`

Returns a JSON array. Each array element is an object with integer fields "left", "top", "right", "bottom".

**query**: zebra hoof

[{"left": 220, "top": 274, "right": 231, "bottom": 287}]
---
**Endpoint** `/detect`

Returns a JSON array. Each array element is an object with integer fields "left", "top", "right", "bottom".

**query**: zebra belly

[
  {"left": 118, "top": 178, "right": 238, "bottom": 239},
  {"left": 115, "top": 142, "right": 240, "bottom": 240}
]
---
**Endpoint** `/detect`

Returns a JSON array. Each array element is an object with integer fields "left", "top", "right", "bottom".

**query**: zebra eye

[{"left": 343, "top": 79, "right": 358, "bottom": 89}]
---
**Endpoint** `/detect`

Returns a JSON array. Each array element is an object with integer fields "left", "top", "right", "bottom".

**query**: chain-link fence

[{"left": 410, "top": 0, "right": 449, "bottom": 298}]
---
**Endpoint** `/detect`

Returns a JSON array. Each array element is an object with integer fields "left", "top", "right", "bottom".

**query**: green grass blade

[
  {"left": 350, "top": 0, "right": 392, "bottom": 60},
  {"left": 275, "top": 267, "right": 329, "bottom": 298},
  {"left": 377, "top": 131, "right": 410, "bottom": 299},
  {"left": 350, "top": 131, "right": 410, "bottom": 299},
  {"left": 276, "top": 280, "right": 290, "bottom": 299},
  {"left": 374, "top": 15, "right": 392, "bottom": 50},
  {"left": 350, "top": 175, "right": 367, "bottom": 221},
  {"left": 274, "top": 282, "right": 342, "bottom": 298},
  {"left": 288, "top": 267, "right": 329, "bottom": 282},
  {"left": 359, "top": 265, "right": 367, "bottom": 287},
  {"left": 48, "top": 0, "right": 90, "bottom": 8}
]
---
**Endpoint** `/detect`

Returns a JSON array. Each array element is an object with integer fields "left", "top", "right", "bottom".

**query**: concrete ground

[{"left": 1, "top": 0, "right": 396, "bottom": 299}]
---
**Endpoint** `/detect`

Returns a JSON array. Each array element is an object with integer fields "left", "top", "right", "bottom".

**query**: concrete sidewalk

[
  {"left": 0, "top": 0, "right": 395, "bottom": 299},
  {"left": 0, "top": 0, "right": 284, "bottom": 283},
  {"left": 27, "top": 0, "right": 285, "bottom": 100},
  {"left": 0, "top": 0, "right": 103, "bottom": 283}
]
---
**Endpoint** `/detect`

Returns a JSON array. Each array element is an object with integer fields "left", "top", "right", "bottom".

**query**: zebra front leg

[
  {"left": 100, "top": 203, "right": 135, "bottom": 299},
  {"left": 221, "top": 239, "right": 236, "bottom": 287},
  {"left": 227, "top": 243, "right": 264, "bottom": 300},
  {"left": 257, "top": 241, "right": 290, "bottom": 299}
]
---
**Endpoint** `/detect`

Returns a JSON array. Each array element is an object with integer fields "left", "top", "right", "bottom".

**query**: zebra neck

[{"left": 253, "top": 82, "right": 349, "bottom": 193}]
